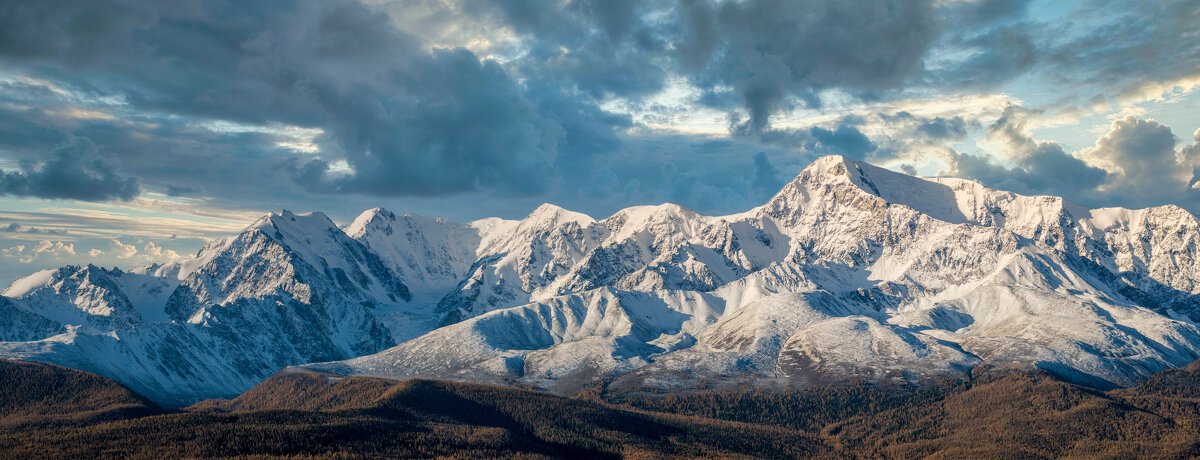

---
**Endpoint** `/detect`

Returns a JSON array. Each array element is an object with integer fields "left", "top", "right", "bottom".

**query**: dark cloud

[
  {"left": 0, "top": 0, "right": 764, "bottom": 219},
  {"left": 463, "top": 0, "right": 669, "bottom": 99},
  {"left": 859, "top": 112, "right": 977, "bottom": 165},
  {"left": 2, "top": 222, "right": 67, "bottom": 235},
  {"left": 953, "top": 0, "right": 1031, "bottom": 26},
  {"left": 916, "top": 117, "right": 970, "bottom": 140},
  {"left": 0, "top": 1, "right": 188, "bottom": 64},
  {"left": 950, "top": 147, "right": 1107, "bottom": 202},
  {"left": 748, "top": 117, "right": 879, "bottom": 162},
  {"left": 1086, "top": 117, "right": 1176, "bottom": 186},
  {"left": 677, "top": 0, "right": 940, "bottom": 131},
  {"left": 0, "top": 97, "right": 313, "bottom": 209},
  {"left": 1183, "top": 128, "right": 1200, "bottom": 163},
  {"left": 751, "top": 151, "right": 785, "bottom": 200},
  {"left": 925, "top": 0, "right": 1037, "bottom": 88},
  {"left": 949, "top": 107, "right": 1107, "bottom": 199},
  {"left": 948, "top": 111, "right": 1200, "bottom": 212},
  {"left": 808, "top": 124, "right": 878, "bottom": 160},
  {"left": 1046, "top": 0, "right": 1200, "bottom": 101},
  {"left": 165, "top": 184, "right": 199, "bottom": 197},
  {"left": 1081, "top": 116, "right": 1197, "bottom": 208},
  {"left": 1181, "top": 129, "right": 1200, "bottom": 189},
  {"left": 532, "top": 133, "right": 808, "bottom": 218},
  {"left": 0, "top": 0, "right": 1197, "bottom": 222},
  {"left": 300, "top": 48, "right": 563, "bottom": 196},
  {"left": 928, "top": 0, "right": 1200, "bottom": 103},
  {"left": 0, "top": 136, "right": 139, "bottom": 201},
  {"left": 0, "top": 0, "right": 632, "bottom": 201},
  {"left": 881, "top": 112, "right": 971, "bottom": 141},
  {"left": 953, "top": 25, "right": 1037, "bottom": 88}
]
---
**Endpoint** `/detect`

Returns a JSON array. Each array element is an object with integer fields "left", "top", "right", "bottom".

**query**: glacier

[{"left": 3, "top": 155, "right": 1200, "bottom": 405}]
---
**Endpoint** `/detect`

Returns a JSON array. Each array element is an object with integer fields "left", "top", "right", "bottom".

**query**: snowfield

[{"left": 3, "top": 155, "right": 1200, "bottom": 405}]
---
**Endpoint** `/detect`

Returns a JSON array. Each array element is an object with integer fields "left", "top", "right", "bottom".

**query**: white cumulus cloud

[{"left": 109, "top": 239, "right": 138, "bottom": 259}]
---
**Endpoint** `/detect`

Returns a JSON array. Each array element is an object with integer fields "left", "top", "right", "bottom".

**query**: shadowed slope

[
  {"left": 7, "top": 351, "right": 1200, "bottom": 458},
  {"left": 189, "top": 369, "right": 399, "bottom": 412},
  {"left": 614, "top": 364, "right": 1200, "bottom": 459},
  {"left": 1, "top": 365, "right": 827, "bottom": 459},
  {"left": 0, "top": 359, "right": 162, "bottom": 428}
]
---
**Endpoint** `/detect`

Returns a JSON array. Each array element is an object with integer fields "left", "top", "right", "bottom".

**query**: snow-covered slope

[
  {"left": 1, "top": 210, "right": 419, "bottom": 404},
  {"left": 310, "top": 287, "right": 724, "bottom": 393},
  {"left": 435, "top": 203, "right": 600, "bottom": 324},
  {"left": 313, "top": 155, "right": 1200, "bottom": 392},
  {"left": 5, "top": 155, "right": 1200, "bottom": 404}
]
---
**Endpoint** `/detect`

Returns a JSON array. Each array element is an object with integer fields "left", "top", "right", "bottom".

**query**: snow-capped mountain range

[{"left": 3, "top": 155, "right": 1200, "bottom": 405}]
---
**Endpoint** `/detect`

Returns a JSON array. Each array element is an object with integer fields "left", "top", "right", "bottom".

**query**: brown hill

[
  {"left": 613, "top": 366, "right": 1200, "bottom": 459},
  {"left": 0, "top": 359, "right": 162, "bottom": 429},
  {"left": 188, "top": 369, "right": 400, "bottom": 412},
  {"left": 1, "top": 365, "right": 826, "bottom": 459},
  {"left": 5, "top": 358, "right": 1200, "bottom": 458}
]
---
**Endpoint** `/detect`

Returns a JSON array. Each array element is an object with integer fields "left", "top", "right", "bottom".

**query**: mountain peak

[
  {"left": 794, "top": 155, "right": 894, "bottom": 195},
  {"left": 1, "top": 268, "right": 60, "bottom": 298},
  {"left": 252, "top": 210, "right": 338, "bottom": 235},
  {"left": 802, "top": 154, "right": 854, "bottom": 172},
  {"left": 768, "top": 155, "right": 984, "bottom": 224},
  {"left": 524, "top": 203, "right": 595, "bottom": 226},
  {"left": 237, "top": 210, "right": 361, "bottom": 274},
  {"left": 345, "top": 207, "right": 398, "bottom": 238}
]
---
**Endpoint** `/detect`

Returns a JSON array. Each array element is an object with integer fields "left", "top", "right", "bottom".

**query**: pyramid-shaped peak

[
  {"left": 771, "top": 155, "right": 884, "bottom": 200},
  {"left": 802, "top": 154, "right": 855, "bottom": 172},
  {"left": 795, "top": 155, "right": 894, "bottom": 188},
  {"left": 524, "top": 203, "right": 595, "bottom": 225},
  {"left": 345, "top": 207, "right": 398, "bottom": 237},
  {"left": 769, "top": 155, "right": 980, "bottom": 225},
  {"left": 607, "top": 202, "right": 701, "bottom": 223},
  {"left": 362, "top": 207, "right": 397, "bottom": 220},
  {"left": 250, "top": 210, "right": 338, "bottom": 236},
  {"left": 769, "top": 155, "right": 1113, "bottom": 227}
]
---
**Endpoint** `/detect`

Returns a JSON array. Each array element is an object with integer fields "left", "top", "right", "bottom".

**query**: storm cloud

[
  {"left": 675, "top": 0, "right": 940, "bottom": 131},
  {"left": 1081, "top": 116, "right": 1199, "bottom": 208},
  {"left": 0, "top": 136, "right": 138, "bottom": 201},
  {"left": 948, "top": 107, "right": 1107, "bottom": 199},
  {"left": 948, "top": 110, "right": 1200, "bottom": 211},
  {"left": 0, "top": 0, "right": 652, "bottom": 202},
  {"left": 0, "top": 0, "right": 1197, "bottom": 221}
]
